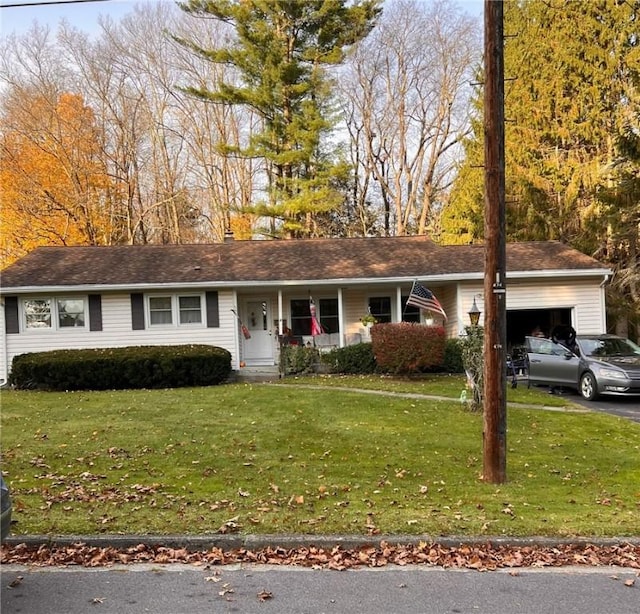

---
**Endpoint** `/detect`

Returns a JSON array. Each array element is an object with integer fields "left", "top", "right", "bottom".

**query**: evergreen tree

[
  {"left": 596, "top": 48, "right": 640, "bottom": 340},
  {"left": 176, "top": 0, "right": 381, "bottom": 238},
  {"left": 441, "top": 0, "right": 639, "bottom": 332}
]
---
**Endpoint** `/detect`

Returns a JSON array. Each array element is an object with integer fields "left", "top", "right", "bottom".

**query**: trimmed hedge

[
  {"left": 371, "top": 323, "right": 445, "bottom": 374},
  {"left": 9, "top": 345, "right": 232, "bottom": 391},
  {"left": 321, "top": 342, "right": 377, "bottom": 374}
]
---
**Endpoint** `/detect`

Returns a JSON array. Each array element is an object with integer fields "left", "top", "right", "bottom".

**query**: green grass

[{"left": 1, "top": 377, "right": 638, "bottom": 538}]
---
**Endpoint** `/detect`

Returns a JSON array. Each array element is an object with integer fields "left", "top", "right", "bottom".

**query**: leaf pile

[{"left": 2, "top": 541, "right": 639, "bottom": 572}]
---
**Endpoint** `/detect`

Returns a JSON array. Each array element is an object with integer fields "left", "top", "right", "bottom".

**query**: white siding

[
  {"left": 1, "top": 291, "right": 239, "bottom": 382},
  {"left": 0, "top": 277, "right": 608, "bottom": 382}
]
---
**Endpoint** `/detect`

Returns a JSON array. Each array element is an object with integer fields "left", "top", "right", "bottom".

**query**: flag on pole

[
  {"left": 406, "top": 281, "right": 447, "bottom": 320},
  {"left": 309, "top": 296, "right": 324, "bottom": 336}
]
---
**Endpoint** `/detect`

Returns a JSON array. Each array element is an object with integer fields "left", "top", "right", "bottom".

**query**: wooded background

[{"left": 1, "top": 0, "right": 637, "bottom": 338}]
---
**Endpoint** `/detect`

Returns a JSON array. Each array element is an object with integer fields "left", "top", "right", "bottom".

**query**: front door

[{"left": 242, "top": 299, "right": 274, "bottom": 365}]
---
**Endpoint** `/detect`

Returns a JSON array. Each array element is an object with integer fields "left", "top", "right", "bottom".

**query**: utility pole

[{"left": 483, "top": 0, "right": 507, "bottom": 483}]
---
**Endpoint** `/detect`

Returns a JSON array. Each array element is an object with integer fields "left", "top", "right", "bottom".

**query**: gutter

[{"left": 0, "top": 269, "right": 614, "bottom": 295}]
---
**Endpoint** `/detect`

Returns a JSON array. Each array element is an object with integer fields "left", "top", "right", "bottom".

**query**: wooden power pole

[{"left": 483, "top": 0, "right": 507, "bottom": 483}]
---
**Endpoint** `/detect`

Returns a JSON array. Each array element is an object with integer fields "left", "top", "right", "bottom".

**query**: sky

[{"left": 1, "top": 0, "right": 484, "bottom": 38}]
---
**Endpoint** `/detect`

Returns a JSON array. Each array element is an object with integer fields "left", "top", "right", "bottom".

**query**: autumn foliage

[
  {"left": 371, "top": 323, "right": 445, "bottom": 374},
  {"left": 0, "top": 92, "right": 112, "bottom": 268}
]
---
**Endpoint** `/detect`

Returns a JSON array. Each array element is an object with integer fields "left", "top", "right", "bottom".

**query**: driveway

[{"left": 554, "top": 390, "right": 640, "bottom": 423}]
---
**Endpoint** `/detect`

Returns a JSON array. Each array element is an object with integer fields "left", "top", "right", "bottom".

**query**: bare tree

[
  {"left": 339, "top": 0, "right": 480, "bottom": 236},
  {"left": 57, "top": 2, "right": 259, "bottom": 244}
]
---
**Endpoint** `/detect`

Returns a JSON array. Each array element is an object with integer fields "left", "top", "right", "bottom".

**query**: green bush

[
  {"left": 279, "top": 345, "right": 319, "bottom": 375},
  {"left": 321, "top": 343, "right": 377, "bottom": 374},
  {"left": 442, "top": 338, "right": 464, "bottom": 373},
  {"left": 9, "top": 345, "right": 231, "bottom": 391},
  {"left": 371, "top": 323, "right": 445, "bottom": 374}
]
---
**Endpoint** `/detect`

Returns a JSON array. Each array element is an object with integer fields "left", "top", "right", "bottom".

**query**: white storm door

[{"left": 242, "top": 299, "right": 274, "bottom": 364}]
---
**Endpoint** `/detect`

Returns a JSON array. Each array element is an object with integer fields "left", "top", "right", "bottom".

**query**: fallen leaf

[
  {"left": 257, "top": 589, "right": 273, "bottom": 601},
  {"left": 8, "top": 576, "right": 24, "bottom": 588},
  {"left": 624, "top": 578, "right": 636, "bottom": 587}
]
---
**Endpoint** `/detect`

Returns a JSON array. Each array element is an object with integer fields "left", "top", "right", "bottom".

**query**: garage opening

[{"left": 507, "top": 308, "right": 572, "bottom": 350}]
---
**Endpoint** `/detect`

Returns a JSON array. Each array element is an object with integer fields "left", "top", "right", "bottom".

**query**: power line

[{"left": 1, "top": 0, "right": 111, "bottom": 9}]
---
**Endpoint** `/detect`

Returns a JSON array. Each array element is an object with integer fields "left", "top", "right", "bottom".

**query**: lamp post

[{"left": 468, "top": 297, "right": 481, "bottom": 327}]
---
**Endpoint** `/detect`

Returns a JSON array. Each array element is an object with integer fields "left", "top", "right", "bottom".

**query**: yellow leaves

[{"left": 0, "top": 91, "right": 113, "bottom": 267}]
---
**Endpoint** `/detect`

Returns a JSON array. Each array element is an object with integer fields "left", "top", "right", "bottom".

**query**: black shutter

[
  {"left": 4, "top": 296, "right": 19, "bottom": 334},
  {"left": 206, "top": 291, "right": 219, "bottom": 328},
  {"left": 88, "top": 294, "right": 103, "bottom": 331},
  {"left": 131, "top": 293, "right": 145, "bottom": 330}
]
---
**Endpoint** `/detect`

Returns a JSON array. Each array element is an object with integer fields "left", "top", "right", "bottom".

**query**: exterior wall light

[{"left": 468, "top": 297, "right": 481, "bottom": 327}]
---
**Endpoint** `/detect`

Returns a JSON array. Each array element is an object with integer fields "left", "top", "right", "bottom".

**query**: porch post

[
  {"left": 337, "top": 287, "right": 344, "bottom": 347},
  {"left": 396, "top": 286, "right": 403, "bottom": 322},
  {"left": 232, "top": 290, "right": 241, "bottom": 369},
  {"left": 277, "top": 290, "right": 283, "bottom": 335}
]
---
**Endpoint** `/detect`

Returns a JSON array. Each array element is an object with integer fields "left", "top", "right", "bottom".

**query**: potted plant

[{"left": 360, "top": 313, "right": 378, "bottom": 327}]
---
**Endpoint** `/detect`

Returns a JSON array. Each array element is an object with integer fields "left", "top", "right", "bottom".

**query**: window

[
  {"left": 319, "top": 298, "right": 339, "bottom": 333},
  {"left": 289, "top": 298, "right": 339, "bottom": 335},
  {"left": 149, "top": 296, "right": 173, "bottom": 325},
  {"left": 24, "top": 299, "right": 52, "bottom": 329},
  {"left": 179, "top": 296, "right": 202, "bottom": 324},
  {"left": 369, "top": 297, "right": 392, "bottom": 323},
  {"left": 290, "top": 299, "right": 311, "bottom": 336},
  {"left": 23, "top": 297, "right": 88, "bottom": 330},
  {"left": 58, "top": 299, "right": 85, "bottom": 327},
  {"left": 402, "top": 296, "right": 420, "bottom": 323},
  {"left": 148, "top": 294, "right": 203, "bottom": 327}
]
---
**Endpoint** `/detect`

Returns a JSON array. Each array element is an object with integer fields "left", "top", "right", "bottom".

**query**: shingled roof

[{"left": 0, "top": 236, "right": 607, "bottom": 290}]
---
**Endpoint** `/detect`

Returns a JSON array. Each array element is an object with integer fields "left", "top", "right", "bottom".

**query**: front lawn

[{"left": 1, "top": 378, "right": 638, "bottom": 537}]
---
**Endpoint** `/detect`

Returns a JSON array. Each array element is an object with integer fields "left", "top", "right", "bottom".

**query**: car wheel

[{"left": 579, "top": 372, "right": 598, "bottom": 401}]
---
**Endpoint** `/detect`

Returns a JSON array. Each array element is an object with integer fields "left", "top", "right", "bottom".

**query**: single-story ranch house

[{"left": 0, "top": 236, "right": 611, "bottom": 383}]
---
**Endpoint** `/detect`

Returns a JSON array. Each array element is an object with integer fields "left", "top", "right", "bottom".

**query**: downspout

[
  {"left": 0, "top": 299, "right": 7, "bottom": 385},
  {"left": 396, "top": 286, "right": 402, "bottom": 322},
  {"left": 599, "top": 274, "right": 610, "bottom": 334}
]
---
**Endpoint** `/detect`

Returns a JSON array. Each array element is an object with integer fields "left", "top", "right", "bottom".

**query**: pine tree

[
  {"left": 441, "top": 0, "right": 639, "bottom": 334},
  {"left": 177, "top": 0, "right": 381, "bottom": 238},
  {"left": 442, "top": 0, "right": 638, "bottom": 247}
]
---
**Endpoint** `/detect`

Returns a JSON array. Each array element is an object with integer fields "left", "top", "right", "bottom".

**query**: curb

[{"left": 5, "top": 534, "right": 640, "bottom": 551}]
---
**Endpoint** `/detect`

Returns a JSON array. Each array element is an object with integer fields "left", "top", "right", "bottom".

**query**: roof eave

[{"left": 0, "top": 268, "right": 611, "bottom": 295}]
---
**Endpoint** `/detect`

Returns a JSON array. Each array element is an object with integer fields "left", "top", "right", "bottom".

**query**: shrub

[
  {"left": 9, "top": 345, "right": 231, "bottom": 391},
  {"left": 321, "top": 342, "right": 376, "bottom": 374},
  {"left": 279, "top": 345, "right": 319, "bottom": 375},
  {"left": 371, "top": 323, "right": 445, "bottom": 374},
  {"left": 442, "top": 338, "right": 464, "bottom": 373}
]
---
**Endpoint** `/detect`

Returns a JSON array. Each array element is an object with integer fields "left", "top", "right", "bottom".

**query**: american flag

[{"left": 406, "top": 282, "right": 447, "bottom": 320}]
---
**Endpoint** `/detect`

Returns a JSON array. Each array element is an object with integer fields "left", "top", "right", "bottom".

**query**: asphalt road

[{"left": 2, "top": 563, "right": 639, "bottom": 614}]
